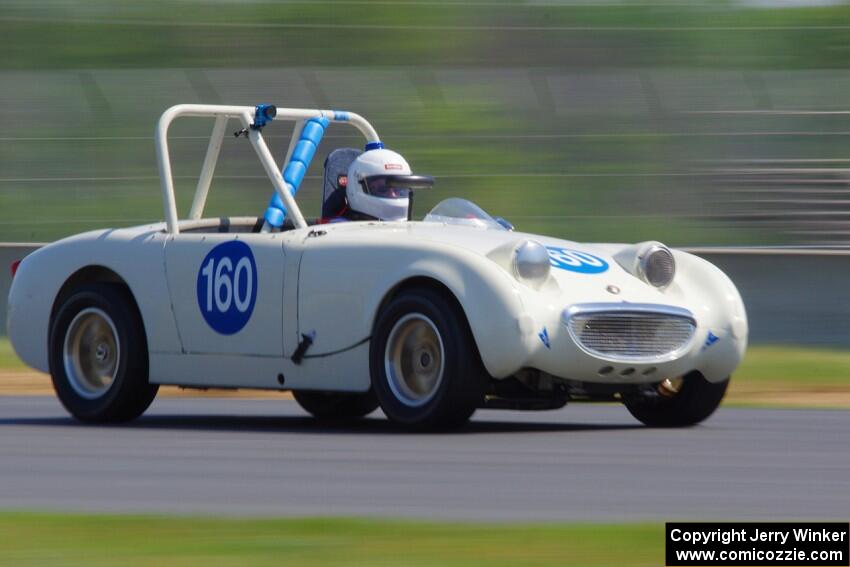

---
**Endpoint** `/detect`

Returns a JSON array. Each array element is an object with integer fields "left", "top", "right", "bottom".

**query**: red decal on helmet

[{"left": 384, "top": 164, "right": 403, "bottom": 170}]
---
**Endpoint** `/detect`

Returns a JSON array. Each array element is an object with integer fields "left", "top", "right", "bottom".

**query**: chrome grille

[{"left": 567, "top": 308, "right": 696, "bottom": 361}]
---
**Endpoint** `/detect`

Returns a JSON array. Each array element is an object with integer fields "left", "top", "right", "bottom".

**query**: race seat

[{"left": 321, "top": 148, "right": 362, "bottom": 219}]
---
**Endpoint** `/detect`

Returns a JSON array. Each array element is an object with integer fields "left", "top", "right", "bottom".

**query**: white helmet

[{"left": 346, "top": 147, "right": 413, "bottom": 222}]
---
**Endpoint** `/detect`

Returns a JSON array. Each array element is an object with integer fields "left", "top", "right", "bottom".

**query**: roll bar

[{"left": 155, "top": 104, "right": 381, "bottom": 234}]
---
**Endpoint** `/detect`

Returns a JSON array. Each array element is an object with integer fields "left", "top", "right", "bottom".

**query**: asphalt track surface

[{"left": 0, "top": 396, "right": 848, "bottom": 521}]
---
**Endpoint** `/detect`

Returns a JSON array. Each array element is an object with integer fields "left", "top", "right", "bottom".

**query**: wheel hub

[
  {"left": 95, "top": 343, "right": 110, "bottom": 362},
  {"left": 63, "top": 308, "right": 120, "bottom": 400},
  {"left": 384, "top": 314, "right": 445, "bottom": 407}
]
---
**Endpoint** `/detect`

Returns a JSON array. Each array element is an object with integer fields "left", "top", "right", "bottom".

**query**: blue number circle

[
  {"left": 197, "top": 241, "right": 258, "bottom": 335},
  {"left": 546, "top": 246, "right": 609, "bottom": 274}
]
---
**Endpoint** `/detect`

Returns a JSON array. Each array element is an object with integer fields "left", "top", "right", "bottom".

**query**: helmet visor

[{"left": 361, "top": 174, "right": 434, "bottom": 199}]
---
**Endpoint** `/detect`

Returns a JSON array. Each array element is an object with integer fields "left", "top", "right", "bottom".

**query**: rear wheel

[
  {"left": 624, "top": 372, "right": 729, "bottom": 427},
  {"left": 293, "top": 390, "right": 378, "bottom": 421},
  {"left": 49, "top": 283, "right": 158, "bottom": 423},
  {"left": 370, "top": 288, "right": 486, "bottom": 430}
]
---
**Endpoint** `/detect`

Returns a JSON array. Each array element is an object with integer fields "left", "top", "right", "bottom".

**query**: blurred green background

[{"left": 3, "top": 0, "right": 850, "bottom": 245}]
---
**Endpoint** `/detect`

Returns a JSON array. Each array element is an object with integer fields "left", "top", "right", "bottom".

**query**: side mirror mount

[{"left": 495, "top": 217, "right": 515, "bottom": 231}]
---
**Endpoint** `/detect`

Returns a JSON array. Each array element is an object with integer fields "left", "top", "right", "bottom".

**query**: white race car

[{"left": 7, "top": 104, "right": 747, "bottom": 429}]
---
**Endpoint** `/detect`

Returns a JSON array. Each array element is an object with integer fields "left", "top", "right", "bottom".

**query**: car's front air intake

[{"left": 565, "top": 304, "right": 696, "bottom": 361}]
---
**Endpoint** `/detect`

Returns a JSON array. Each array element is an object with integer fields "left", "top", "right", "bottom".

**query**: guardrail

[
  {"left": 682, "top": 247, "right": 850, "bottom": 346},
  {"left": 0, "top": 244, "right": 44, "bottom": 338},
  {"left": 1, "top": 243, "right": 847, "bottom": 346}
]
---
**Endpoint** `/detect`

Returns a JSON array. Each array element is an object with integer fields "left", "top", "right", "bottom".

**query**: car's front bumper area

[{"left": 516, "top": 301, "right": 747, "bottom": 385}]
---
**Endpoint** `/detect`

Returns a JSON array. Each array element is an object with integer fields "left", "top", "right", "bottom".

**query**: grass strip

[{"left": 0, "top": 513, "right": 661, "bottom": 567}]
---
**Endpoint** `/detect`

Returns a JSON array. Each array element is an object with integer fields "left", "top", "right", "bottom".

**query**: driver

[{"left": 323, "top": 146, "right": 433, "bottom": 223}]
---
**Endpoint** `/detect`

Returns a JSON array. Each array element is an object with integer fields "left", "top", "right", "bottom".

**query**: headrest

[{"left": 322, "top": 147, "right": 362, "bottom": 218}]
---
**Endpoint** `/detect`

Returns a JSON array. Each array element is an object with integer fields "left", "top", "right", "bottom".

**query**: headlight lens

[
  {"left": 513, "top": 240, "right": 550, "bottom": 286},
  {"left": 638, "top": 244, "right": 676, "bottom": 288}
]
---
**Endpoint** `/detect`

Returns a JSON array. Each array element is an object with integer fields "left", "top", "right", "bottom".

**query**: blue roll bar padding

[
  {"left": 263, "top": 116, "right": 330, "bottom": 227},
  {"left": 264, "top": 207, "right": 285, "bottom": 228}
]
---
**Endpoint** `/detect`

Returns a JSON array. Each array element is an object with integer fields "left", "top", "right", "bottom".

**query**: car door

[{"left": 164, "top": 233, "right": 285, "bottom": 356}]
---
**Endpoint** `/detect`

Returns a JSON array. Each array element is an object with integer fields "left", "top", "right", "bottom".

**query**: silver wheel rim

[
  {"left": 62, "top": 307, "right": 120, "bottom": 400},
  {"left": 384, "top": 313, "right": 445, "bottom": 408}
]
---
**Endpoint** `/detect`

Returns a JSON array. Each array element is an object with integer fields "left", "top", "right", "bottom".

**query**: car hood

[
  {"left": 312, "top": 220, "right": 686, "bottom": 309},
  {"left": 318, "top": 219, "right": 609, "bottom": 255}
]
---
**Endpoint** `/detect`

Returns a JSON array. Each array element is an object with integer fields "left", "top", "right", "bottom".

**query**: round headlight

[
  {"left": 638, "top": 244, "right": 675, "bottom": 289},
  {"left": 513, "top": 240, "right": 550, "bottom": 286}
]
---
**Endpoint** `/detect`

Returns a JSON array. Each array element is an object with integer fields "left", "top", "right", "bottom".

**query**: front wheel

[
  {"left": 49, "top": 283, "right": 158, "bottom": 423},
  {"left": 624, "top": 372, "right": 729, "bottom": 427},
  {"left": 293, "top": 390, "right": 378, "bottom": 421},
  {"left": 370, "top": 288, "right": 486, "bottom": 430}
]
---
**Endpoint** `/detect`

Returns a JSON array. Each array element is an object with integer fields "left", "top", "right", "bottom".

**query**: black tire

[
  {"left": 293, "top": 390, "right": 378, "bottom": 421},
  {"left": 48, "top": 283, "right": 158, "bottom": 423},
  {"left": 624, "top": 372, "right": 729, "bottom": 427},
  {"left": 370, "top": 288, "right": 486, "bottom": 430}
]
